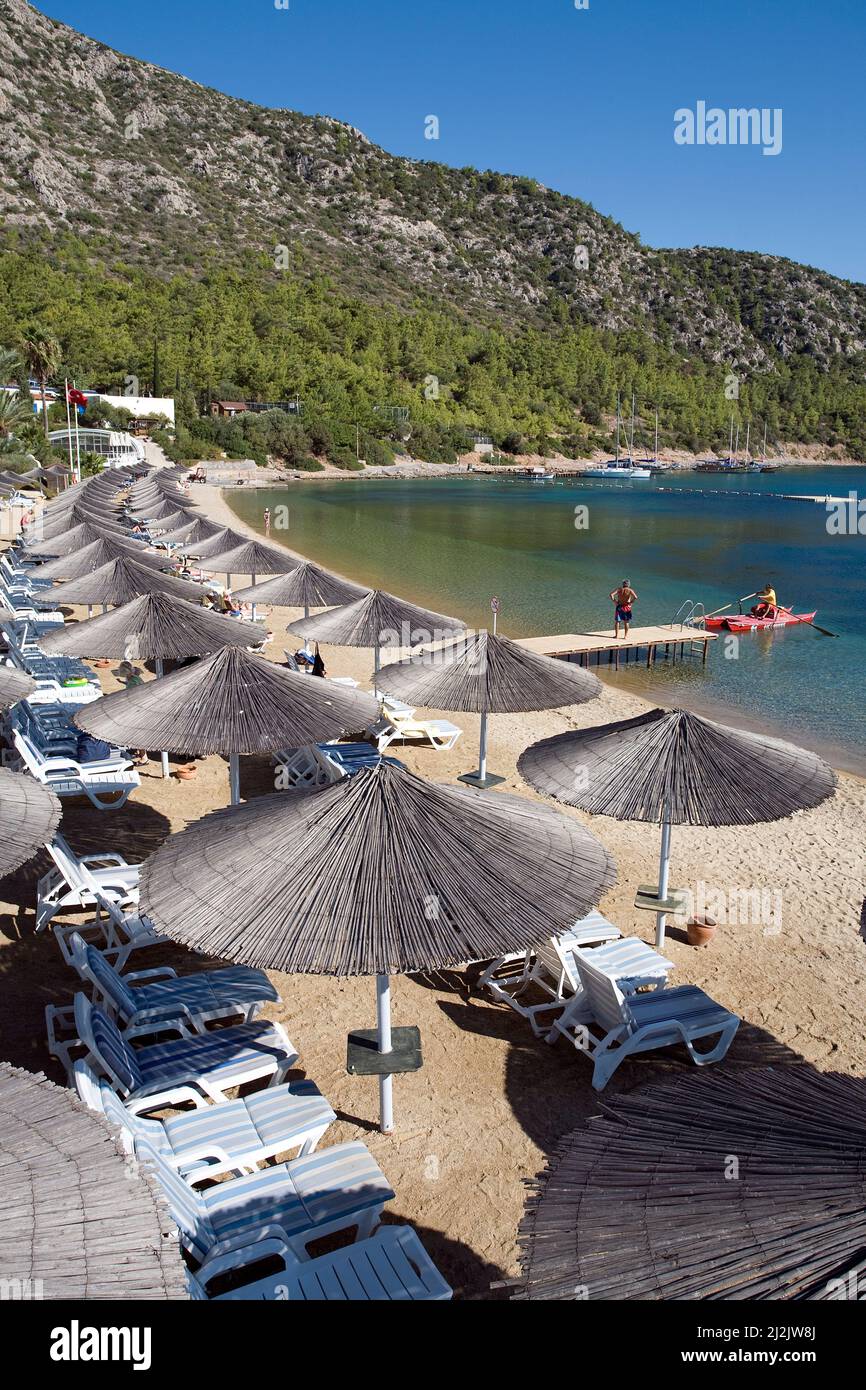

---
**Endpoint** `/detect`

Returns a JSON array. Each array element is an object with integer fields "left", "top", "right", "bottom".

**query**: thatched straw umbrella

[
  {"left": 34, "top": 507, "right": 130, "bottom": 542},
  {"left": 31, "top": 538, "right": 172, "bottom": 582},
  {"left": 40, "top": 592, "right": 262, "bottom": 780},
  {"left": 377, "top": 629, "right": 602, "bottom": 788},
  {"left": 0, "top": 607, "right": 14, "bottom": 625},
  {"left": 23, "top": 522, "right": 107, "bottom": 558},
  {"left": 515, "top": 1066, "right": 866, "bottom": 1301},
  {"left": 0, "top": 768, "right": 61, "bottom": 876},
  {"left": 77, "top": 645, "right": 381, "bottom": 804},
  {"left": 140, "top": 762, "right": 616, "bottom": 1131},
  {"left": 196, "top": 539, "right": 296, "bottom": 615},
  {"left": 138, "top": 507, "right": 199, "bottom": 533},
  {"left": 518, "top": 707, "right": 836, "bottom": 946},
  {"left": 288, "top": 589, "right": 466, "bottom": 691},
  {"left": 41, "top": 555, "right": 198, "bottom": 610},
  {"left": 0, "top": 1063, "right": 187, "bottom": 1300},
  {"left": 0, "top": 665, "right": 37, "bottom": 708},
  {"left": 234, "top": 560, "right": 366, "bottom": 620},
  {"left": 154, "top": 516, "right": 221, "bottom": 549},
  {"left": 180, "top": 527, "right": 248, "bottom": 560}
]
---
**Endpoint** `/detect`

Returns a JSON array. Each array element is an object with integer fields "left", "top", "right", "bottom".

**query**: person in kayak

[
  {"left": 752, "top": 583, "right": 778, "bottom": 618},
  {"left": 610, "top": 579, "right": 637, "bottom": 637}
]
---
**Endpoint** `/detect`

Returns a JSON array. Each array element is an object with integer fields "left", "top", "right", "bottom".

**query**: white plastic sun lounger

[
  {"left": 187, "top": 1226, "right": 452, "bottom": 1301},
  {"left": 74, "top": 1061, "right": 336, "bottom": 1178},
  {"left": 46, "top": 993, "right": 298, "bottom": 1111},
  {"left": 479, "top": 911, "right": 622, "bottom": 1022},
  {"left": 10, "top": 725, "right": 140, "bottom": 808},
  {"left": 137, "top": 1134, "right": 396, "bottom": 1266},
  {"left": 36, "top": 834, "right": 141, "bottom": 933},
  {"left": 53, "top": 895, "right": 167, "bottom": 972},
  {"left": 370, "top": 706, "right": 463, "bottom": 753},
  {"left": 68, "top": 931, "right": 280, "bottom": 1039},
  {"left": 561, "top": 952, "right": 740, "bottom": 1090}
]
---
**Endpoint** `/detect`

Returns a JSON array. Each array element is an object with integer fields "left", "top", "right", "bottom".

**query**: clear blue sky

[{"left": 44, "top": 0, "right": 865, "bottom": 282}]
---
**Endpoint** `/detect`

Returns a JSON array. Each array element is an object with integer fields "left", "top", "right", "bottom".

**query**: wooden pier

[{"left": 517, "top": 624, "right": 717, "bottom": 671}]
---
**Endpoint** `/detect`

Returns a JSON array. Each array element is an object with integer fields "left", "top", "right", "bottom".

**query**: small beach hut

[
  {"left": 515, "top": 1066, "right": 866, "bottom": 1301},
  {"left": 140, "top": 762, "right": 616, "bottom": 1131},
  {"left": 518, "top": 707, "right": 836, "bottom": 945},
  {"left": 376, "top": 628, "right": 602, "bottom": 788},
  {"left": 76, "top": 644, "right": 381, "bottom": 803}
]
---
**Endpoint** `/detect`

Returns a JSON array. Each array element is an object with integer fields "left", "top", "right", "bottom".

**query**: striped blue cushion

[
  {"left": 91, "top": 1005, "right": 143, "bottom": 1092},
  {"left": 629, "top": 985, "right": 734, "bottom": 1031},
  {"left": 134, "top": 1021, "right": 287, "bottom": 1091},
  {"left": 85, "top": 943, "right": 138, "bottom": 1016},
  {"left": 289, "top": 1141, "right": 395, "bottom": 1225}
]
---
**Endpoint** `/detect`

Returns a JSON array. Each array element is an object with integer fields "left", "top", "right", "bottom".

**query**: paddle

[
  {"left": 775, "top": 605, "right": 838, "bottom": 639},
  {"left": 703, "top": 602, "right": 732, "bottom": 620}
]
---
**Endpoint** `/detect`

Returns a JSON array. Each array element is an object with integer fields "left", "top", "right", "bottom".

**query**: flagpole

[
  {"left": 72, "top": 380, "right": 81, "bottom": 484},
  {"left": 64, "top": 379, "right": 75, "bottom": 483}
]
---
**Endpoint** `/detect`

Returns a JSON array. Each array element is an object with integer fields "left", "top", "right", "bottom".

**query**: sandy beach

[{"left": 1, "top": 469, "right": 864, "bottom": 1298}]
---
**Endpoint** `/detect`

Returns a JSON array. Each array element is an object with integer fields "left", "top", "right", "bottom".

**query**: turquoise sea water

[{"left": 227, "top": 468, "right": 866, "bottom": 773}]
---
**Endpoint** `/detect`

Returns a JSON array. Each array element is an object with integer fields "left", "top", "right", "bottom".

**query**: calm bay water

[{"left": 228, "top": 468, "right": 866, "bottom": 773}]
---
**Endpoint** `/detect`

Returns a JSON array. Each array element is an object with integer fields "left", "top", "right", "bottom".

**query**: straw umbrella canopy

[
  {"left": 155, "top": 516, "right": 221, "bottom": 548},
  {"left": 77, "top": 645, "right": 381, "bottom": 804},
  {"left": 41, "top": 556, "right": 199, "bottom": 609},
  {"left": 376, "top": 629, "right": 602, "bottom": 787},
  {"left": 140, "top": 762, "right": 616, "bottom": 1130},
  {"left": 42, "top": 591, "right": 262, "bottom": 780},
  {"left": 515, "top": 1066, "right": 866, "bottom": 1301},
  {"left": 234, "top": 561, "right": 367, "bottom": 619},
  {"left": 129, "top": 500, "right": 196, "bottom": 524},
  {"left": 38, "top": 591, "right": 261, "bottom": 661},
  {"left": 140, "top": 508, "right": 199, "bottom": 533},
  {"left": 181, "top": 527, "right": 248, "bottom": 559},
  {"left": 0, "top": 768, "right": 61, "bottom": 876},
  {"left": 518, "top": 707, "right": 837, "bottom": 945},
  {"left": 0, "top": 665, "right": 37, "bottom": 707},
  {"left": 32, "top": 537, "right": 173, "bottom": 582},
  {"left": 288, "top": 589, "right": 466, "bottom": 687},
  {"left": 0, "top": 1063, "right": 187, "bottom": 1300},
  {"left": 22, "top": 522, "right": 107, "bottom": 558},
  {"left": 36, "top": 507, "right": 130, "bottom": 542},
  {"left": 0, "top": 606, "right": 14, "bottom": 625},
  {"left": 196, "top": 539, "right": 296, "bottom": 601}
]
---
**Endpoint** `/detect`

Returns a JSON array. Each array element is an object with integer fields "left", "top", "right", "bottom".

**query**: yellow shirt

[{"left": 759, "top": 588, "right": 777, "bottom": 606}]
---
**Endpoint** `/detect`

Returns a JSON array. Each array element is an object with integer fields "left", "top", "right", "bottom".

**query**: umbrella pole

[
  {"left": 478, "top": 708, "right": 489, "bottom": 782},
  {"left": 376, "top": 973, "right": 394, "bottom": 1134},
  {"left": 155, "top": 657, "right": 170, "bottom": 779},
  {"left": 655, "top": 819, "right": 672, "bottom": 947},
  {"left": 373, "top": 642, "right": 381, "bottom": 698},
  {"left": 229, "top": 752, "right": 240, "bottom": 806},
  {"left": 250, "top": 571, "right": 257, "bottom": 624}
]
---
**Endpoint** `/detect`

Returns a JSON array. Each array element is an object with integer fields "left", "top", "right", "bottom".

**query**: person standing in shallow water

[
  {"left": 610, "top": 579, "right": 637, "bottom": 638},
  {"left": 263, "top": 507, "right": 271, "bottom": 535}
]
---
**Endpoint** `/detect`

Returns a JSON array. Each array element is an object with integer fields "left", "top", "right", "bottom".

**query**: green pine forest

[{"left": 2, "top": 228, "right": 866, "bottom": 468}]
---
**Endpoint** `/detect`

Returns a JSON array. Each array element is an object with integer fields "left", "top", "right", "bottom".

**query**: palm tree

[
  {"left": 0, "top": 346, "right": 30, "bottom": 443},
  {"left": 20, "top": 334, "right": 62, "bottom": 438}
]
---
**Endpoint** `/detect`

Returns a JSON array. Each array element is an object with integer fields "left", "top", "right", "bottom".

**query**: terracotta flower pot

[
  {"left": 686, "top": 914, "right": 717, "bottom": 947},
  {"left": 174, "top": 765, "right": 197, "bottom": 781}
]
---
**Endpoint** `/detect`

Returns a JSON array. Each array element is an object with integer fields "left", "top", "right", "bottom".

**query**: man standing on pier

[{"left": 610, "top": 579, "right": 637, "bottom": 638}]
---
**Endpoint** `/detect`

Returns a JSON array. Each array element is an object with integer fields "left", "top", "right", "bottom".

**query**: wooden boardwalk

[{"left": 517, "top": 624, "right": 716, "bottom": 670}]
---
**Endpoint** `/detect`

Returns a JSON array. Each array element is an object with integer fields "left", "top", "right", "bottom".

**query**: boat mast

[
  {"left": 615, "top": 392, "right": 621, "bottom": 463},
  {"left": 745, "top": 420, "right": 751, "bottom": 463},
  {"left": 761, "top": 421, "right": 767, "bottom": 464},
  {"left": 628, "top": 392, "right": 636, "bottom": 464},
  {"left": 733, "top": 422, "right": 740, "bottom": 465},
  {"left": 654, "top": 406, "right": 659, "bottom": 463},
  {"left": 728, "top": 415, "right": 734, "bottom": 464}
]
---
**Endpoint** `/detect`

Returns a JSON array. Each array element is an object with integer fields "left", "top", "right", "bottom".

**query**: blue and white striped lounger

[
  {"left": 71, "top": 993, "right": 298, "bottom": 1111},
  {"left": 567, "top": 953, "right": 740, "bottom": 1090},
  {"left": 138, "top": 1135, "right": 397, "bottom": 1263},
  {"left": 188, "top": 1226, "right": 452, "bottom": 1301},
  {"left": 70, "top": 932, "right": 279, "bottom": 1038},
  {"left": 74, "top": 1062, "right": 336, "bottom": 1178}
]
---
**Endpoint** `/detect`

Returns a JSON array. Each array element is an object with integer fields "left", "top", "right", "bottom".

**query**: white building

[{"left": 47, "top": 428, "right": 146, "bottom": 469}]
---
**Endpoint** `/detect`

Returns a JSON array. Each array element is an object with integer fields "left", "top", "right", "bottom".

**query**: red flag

[{"left": 66, "top": 387, "right": 88, "bottom": 407}]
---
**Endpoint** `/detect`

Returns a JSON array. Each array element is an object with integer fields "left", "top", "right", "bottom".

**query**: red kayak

[{"left": 705, "top": 609, "right": 817, "bottom": 632}]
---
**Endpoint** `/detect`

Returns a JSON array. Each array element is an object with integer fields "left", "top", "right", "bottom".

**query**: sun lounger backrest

[
  {"left": 134, "top": 1138, "right": 213, "bottom": 1250},
  {"left": 573, "top": 954, "right": 630, "bottom": 1033},
  {"left": 47, "top": 835, "right": 91, "bottom": 890},
  {"left": 74, "top": 993, "right": 143, "bottom": 1094},
  {"left": 536, "top": 940, "right": 577, "bottom": 989},
  {"left": 73, "top": 936, "right": 139, "bottom": 1019}
]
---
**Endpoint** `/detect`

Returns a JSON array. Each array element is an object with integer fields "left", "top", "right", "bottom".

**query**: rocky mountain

[{"left": 1, "top": 0, "right": 865, "bottom": 377}]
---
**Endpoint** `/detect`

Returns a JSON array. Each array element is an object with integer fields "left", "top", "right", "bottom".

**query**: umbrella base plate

[
  {"left": 635, "top": 884, "right": 690, "bottom": 914},
  {"left": 347, "top": 1027, "right": 423, "bottom": 1076},
  {"left": 458, "top": 770, "right": 505, "bottom": 789}
]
